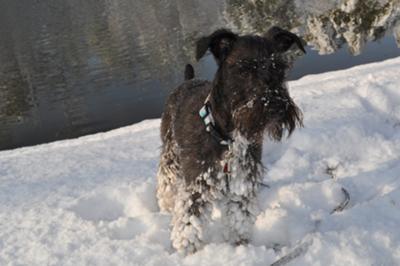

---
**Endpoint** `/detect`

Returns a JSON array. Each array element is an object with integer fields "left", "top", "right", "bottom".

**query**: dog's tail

[{"left": 184, "top": 64, "right": 195, "bottom": 80}]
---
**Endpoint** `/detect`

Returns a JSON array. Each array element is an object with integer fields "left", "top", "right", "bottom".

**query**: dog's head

[{"left": 196, "top": 27, "right": 304, "bottom": 141}]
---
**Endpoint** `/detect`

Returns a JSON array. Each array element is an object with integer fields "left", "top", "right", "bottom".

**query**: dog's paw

[{"left": 171, "top": 214, "right": 205, "bottom": 255}]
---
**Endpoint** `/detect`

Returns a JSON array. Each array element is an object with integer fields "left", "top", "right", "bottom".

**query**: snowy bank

[{"left": 1, "top": 57, "right": 400, "bottom": 265}]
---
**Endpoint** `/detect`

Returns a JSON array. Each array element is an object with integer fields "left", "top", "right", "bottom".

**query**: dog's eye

[
  {"left": 235, "top": 58, "right": 268, "bottom": 74},
  {"left": 236, "top": 59, "right": 256, "bottom": 73}
]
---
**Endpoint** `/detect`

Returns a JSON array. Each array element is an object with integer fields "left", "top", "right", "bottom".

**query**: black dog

[{"left": 157, "top": 27, "right": 305, "bottom": 254}]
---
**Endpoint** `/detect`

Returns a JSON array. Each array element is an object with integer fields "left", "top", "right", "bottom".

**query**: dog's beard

[
  {"left": 264, "top": 98, "right": 303, "bottom": 141},
  {"left": 230, "top": 90, "right": 302, "bottom": 142}
]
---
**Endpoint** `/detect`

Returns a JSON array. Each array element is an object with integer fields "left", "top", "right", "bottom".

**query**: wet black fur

[
  {"left": 184, "top": 64, "right": 195, "bottom": 80},
  {"left": 161, "top": 26, "right": 304, "bottom": 184}
]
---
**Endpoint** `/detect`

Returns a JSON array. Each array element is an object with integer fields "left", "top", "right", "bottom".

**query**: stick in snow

[
  {"left": 269, "top": 186, "right": 350, "bottom": 265},
  {"left": 270, "top": 238, "right": 313, "bottom": 266},
  {"left": 259, "top": 182, "right": 270, "bottom": 188},
  {"left": 330, "top": 187, "right": 350, "bottom": 214}
]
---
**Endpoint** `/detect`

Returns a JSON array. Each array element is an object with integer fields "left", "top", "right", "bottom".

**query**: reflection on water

[{"left": 0, "top": 0, "right": 399, "bottom": 150}]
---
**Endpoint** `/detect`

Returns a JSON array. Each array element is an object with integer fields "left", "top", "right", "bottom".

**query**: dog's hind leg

[
  {"left": 156, "top": 139, "right": 179, "bottom": 213},
  {"left": 157, "top": 105, "right": 179, "bottom": 213}
]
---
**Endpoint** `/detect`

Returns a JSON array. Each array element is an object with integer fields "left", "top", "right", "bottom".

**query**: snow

[{"left": 1, "top": 57, "right": 400, "bottom": 265}]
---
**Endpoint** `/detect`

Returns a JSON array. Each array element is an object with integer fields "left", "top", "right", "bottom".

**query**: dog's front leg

[
  {"left": 170, "top": 177, "right": 213, "bottom": 254},
  {"left": 222, "top": 139, "right": 262, "bottom": 245},
  {"left": 224, "top": 193, "right": 259, "bottom": 245}
]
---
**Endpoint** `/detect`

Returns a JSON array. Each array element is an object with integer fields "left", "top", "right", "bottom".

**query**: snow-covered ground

[{"left": 1, "top": 57, "right": 400, "bottom": 266}]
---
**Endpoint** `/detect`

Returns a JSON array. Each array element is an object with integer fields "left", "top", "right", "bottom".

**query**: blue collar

[{"left": 199, "top": 96, "right": 232, "bottom": 146}]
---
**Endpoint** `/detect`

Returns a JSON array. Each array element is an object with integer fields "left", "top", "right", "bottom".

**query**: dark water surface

[{"left": 1, "top": 0, "right": 400, "bottom": 150}]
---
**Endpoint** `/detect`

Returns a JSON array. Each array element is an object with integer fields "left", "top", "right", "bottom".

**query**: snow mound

[{"left": 1, "top": 57, "right": 400, "bottom": 265}]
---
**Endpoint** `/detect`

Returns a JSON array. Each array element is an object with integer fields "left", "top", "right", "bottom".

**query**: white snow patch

[{"left": 2, "top": 57, "right": 400, "bottom": 265}]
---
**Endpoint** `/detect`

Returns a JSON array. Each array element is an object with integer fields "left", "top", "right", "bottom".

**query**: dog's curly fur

[{"left": 157, "top": 27, "right": 305, "bottom": 254}]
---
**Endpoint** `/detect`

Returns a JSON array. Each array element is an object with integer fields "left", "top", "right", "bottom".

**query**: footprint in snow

[{"left": 69, "top": 193, "right": 124, "bottom": 222}]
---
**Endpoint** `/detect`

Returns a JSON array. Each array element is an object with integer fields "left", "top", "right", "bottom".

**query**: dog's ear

[
  {"left": 196, "top": 29, "right": 238, "bottom": 64},
  {"left": 265, "top": 26, "right": 306, "bottom": 54}
]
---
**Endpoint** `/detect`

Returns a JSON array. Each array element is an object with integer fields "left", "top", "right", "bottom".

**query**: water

[{"left": 1, "top": 0, "right": 400, "bottom": 150}]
